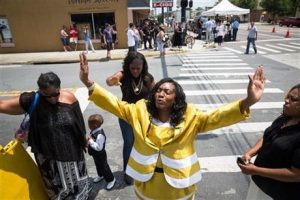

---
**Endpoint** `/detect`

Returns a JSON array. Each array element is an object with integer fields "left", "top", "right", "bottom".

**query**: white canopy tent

[{"left": 202, "top": 0, "right": 250, "bottom": 16}]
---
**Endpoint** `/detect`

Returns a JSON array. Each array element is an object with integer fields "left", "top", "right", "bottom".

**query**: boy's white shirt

[{"left": 88, "top": 127, "right": 105, "bottom": 151}]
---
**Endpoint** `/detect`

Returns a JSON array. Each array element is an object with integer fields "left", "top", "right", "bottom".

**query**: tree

[
  {"left": 195, "top": 7, "right": 204, "bottom": 17},
  {"left": 230, "top": 0, "right": 257, "bottom": 10},
  {"left": 260, "top": 0, "right": 298, "bottom": 21}
]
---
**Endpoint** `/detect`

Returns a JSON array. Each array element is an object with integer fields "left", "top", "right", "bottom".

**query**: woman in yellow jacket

[{"left": 79, "top": 53, "right": 266, "bottom": 199}]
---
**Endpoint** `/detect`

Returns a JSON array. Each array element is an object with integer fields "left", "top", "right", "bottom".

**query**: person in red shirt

[{"left": 69, "top": 24, "right": 79, "bottom": 51}]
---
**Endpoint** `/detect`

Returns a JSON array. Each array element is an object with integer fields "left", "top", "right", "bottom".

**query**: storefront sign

[
  {"left": 152, "top": 0, "right": 173, "bottom": 8},
  {"left": 68, "top": 0, "right": 118, "bottom": 5}
]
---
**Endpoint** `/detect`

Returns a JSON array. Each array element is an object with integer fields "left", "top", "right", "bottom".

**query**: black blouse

[
  {"left": 252, "top": 115, "right": 300, "bottom": 200},
  {"left": 20, "top": 91, "right": 86, "bottom": 162},
  {"left": 120, "top": 72, "right": 154, "bottom": 103}
]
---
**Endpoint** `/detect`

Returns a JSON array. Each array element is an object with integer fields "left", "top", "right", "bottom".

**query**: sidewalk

[{"left": 0, "top": 47, "right": 190, "bottom": 65}]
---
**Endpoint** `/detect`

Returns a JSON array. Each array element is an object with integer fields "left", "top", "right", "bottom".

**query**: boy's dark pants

[{"left": 92, "top": 151, "right": 114, "bottom": 182}]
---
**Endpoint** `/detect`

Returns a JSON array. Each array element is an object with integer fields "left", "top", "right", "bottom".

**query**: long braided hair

[{"left": 121, "top": 52, "right": 149, "bottom": 96}]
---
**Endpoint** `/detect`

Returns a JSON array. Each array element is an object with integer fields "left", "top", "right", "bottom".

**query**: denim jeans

[
  {"left": 246, "top": 37, "right": 257, "bottom": 54},
  {"left": 118, "top": 118, "right": 134, "bottom": 171}
]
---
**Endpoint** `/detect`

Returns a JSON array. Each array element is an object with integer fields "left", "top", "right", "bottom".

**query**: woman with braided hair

[{"left": 106, "top": 51, "right": 155, "bottom": 184}]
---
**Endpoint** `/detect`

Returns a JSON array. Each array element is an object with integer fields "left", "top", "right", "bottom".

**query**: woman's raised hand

[
  {"left": 240, "top": 65, "right": 266, "bottom": 112},
  {"left": 247, "top": 65, "right": 266, "bottom": 105},
  {"left": 79, "top": 53, "right": 93, "bottom": 87}
]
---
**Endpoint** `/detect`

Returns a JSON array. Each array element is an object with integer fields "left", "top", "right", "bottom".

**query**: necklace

[{"left": 131, "top": 76, "right": 143, "bottom": 95}]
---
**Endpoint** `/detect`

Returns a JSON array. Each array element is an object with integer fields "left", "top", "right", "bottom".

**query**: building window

[
  {"left": 70, "top": 12, "right": 115, "bottom": 40},
  {"left": 0, "top": 16, "right": 14, "bottom": 47}
]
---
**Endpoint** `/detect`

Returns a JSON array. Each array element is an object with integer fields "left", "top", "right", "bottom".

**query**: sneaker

[
  {"left": 106, "top": 178, "right": 116, "bottom": 190},
  {"left": 244, "top": 52, "right": 249, "bottom": 54},
  {"left": 93, "top": 176, "right": 104, "bottom": 183}
]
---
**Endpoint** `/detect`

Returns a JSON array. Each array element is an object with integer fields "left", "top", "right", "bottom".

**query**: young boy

[{"left": 87, "top": 114, "right": 116, "bottom": 190}]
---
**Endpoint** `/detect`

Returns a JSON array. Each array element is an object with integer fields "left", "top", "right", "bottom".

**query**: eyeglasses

[{"left": 39, "top": 91, "right": 60, "bottom": 98}]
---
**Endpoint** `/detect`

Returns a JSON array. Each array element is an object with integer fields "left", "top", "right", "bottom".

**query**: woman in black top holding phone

[{"left": 238, "top": 84, "right": 300, "bottom": 200}]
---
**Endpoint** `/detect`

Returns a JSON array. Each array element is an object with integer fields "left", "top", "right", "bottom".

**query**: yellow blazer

[{"left": 89, "top": 83, "right": 250, "bottom": 188}]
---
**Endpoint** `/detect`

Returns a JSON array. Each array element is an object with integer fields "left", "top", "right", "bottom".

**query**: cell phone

[{"left": 237, "top": 157, "right": 246, "bottom": 165}]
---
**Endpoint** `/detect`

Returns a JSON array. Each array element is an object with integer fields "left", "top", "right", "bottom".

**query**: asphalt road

[{"left": 0, "top": 23, "right": 299, "bottom": 199}]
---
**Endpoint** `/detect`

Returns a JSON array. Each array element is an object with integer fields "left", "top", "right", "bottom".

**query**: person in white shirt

[
  {"left": 204, "top": 19, "right": 214, "bottom": 43},
  {"left": 127, "top": 23, "right": 136, "bottom": 52},
  {"left": 87, "top": 114, "right": 116, "bottom": 190},
  {"left": 216, "top": 21, "right": 225, "bottom": 46}
]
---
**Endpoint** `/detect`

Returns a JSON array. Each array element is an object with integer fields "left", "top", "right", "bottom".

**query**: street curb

[{"left": 0, "top": 49, "right": 190, "bottom": 65}]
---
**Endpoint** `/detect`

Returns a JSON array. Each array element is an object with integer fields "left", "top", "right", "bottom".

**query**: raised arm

[
  {"left": 240, "top": 65, "right": 266, "bottom": 113},
  {"left": 0, "top": 96, "right": 25, "bottom": 115},
  {"left": 79, "top": 52, "right": 94, "bottom": 88},
  {"left": 106, "top": 71, "right": 123, "bottom": 86}
]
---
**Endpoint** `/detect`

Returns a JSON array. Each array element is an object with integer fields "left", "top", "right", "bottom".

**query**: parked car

[{"left": 279, "top": 17, "right": 300, "bottom": 27}]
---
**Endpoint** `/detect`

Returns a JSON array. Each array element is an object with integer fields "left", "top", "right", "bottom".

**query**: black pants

[
  {"left": 232, "top": 28, "right": 238, "bottom": 41},
  {"left": 92, "top": 151, "right": 114, "bottom": 182},
  {"left": 143, "top": 35, "right": 152, "bottom": 49}
]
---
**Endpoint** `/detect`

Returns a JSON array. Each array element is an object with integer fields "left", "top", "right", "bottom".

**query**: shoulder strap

[{"left": 27, "top": 92, "right": 40, "bottom": 117}]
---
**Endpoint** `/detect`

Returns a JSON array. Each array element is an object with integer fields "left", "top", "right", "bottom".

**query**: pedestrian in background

[
  {"left": 83, "top": 25, "right": 96, "bottom": 53},
  {"left": 238, "top": 84, "right": 300, "bottom": 200},
  {"left": 0, "top": 72, "right": 89, "bottom": 199},
  {"left": 60, "top": 25, "right": 72, "bottom": 52},
  {"left": 79, "top": 53, "right": 266, "bottom": 199},
  {"left": 215, "top": 20, "right": 225, "bottom": 47},
  {"left": 156, "top": 25, "right": 166, "bottom": 57},
  {"left": 127, "top": 23, "right": 136, "bottom": 52},
  {"left": 103, "top": 23, "right": 113, "bottom": 59},
  {"left": 134, "top": 25, "right": 141, "bottom": 51},
  {"left": 68, "top": 24, "right": 79, "bottom": 51},
  {"left": 105, "top": 51, "right": 155, "bottom": 185},
  {"left": 204, "top": 19, "right": 214, "bottom": 44},
  {"left": 111, "top": 24, "right": 118, "bottom": 50},
  {"left": 87, "top": 114, "right": 116, "bottom": 190},
  {"left": 245, "top": 21, "right": 257, "bottom": 54},
  {"left": 231, "top": 18, "right": 240, "bottom": 41}
]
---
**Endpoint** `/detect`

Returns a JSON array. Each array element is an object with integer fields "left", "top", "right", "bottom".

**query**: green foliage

[
  {"left": 157, "top": 14, "right": 163, "bottom": 24},
  {"left": 260, "top": 0, "right": 299, "bottom": 16},
  {"left": 195, "top": 7, "right": 204, "bottom": 16},
  {"left": 229, "top": 0, "right": 257, "bottom": 10}
]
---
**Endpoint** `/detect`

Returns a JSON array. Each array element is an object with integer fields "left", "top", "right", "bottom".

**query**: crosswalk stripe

[
  {"left": 239, "top": 46, "right": 266, "bottom": 54},
  {"left": 196, "top": 102, "right": 283, "bottom": 111},
  {"left": 189, "top": 51, "right": 233, "bottom": 54},
  {"left": 179, "top": 72, "right": 252, "bottom": 76},
  {"left": 199, "top": 155, "right": 256, "bottom": 173},
  {"left": 256, "top": 45, "right": 281, "bottom": 53},
  {"left": 182, "top": 63, "right": 249, "bottom": 66},
  {"left": 206, "top": 122, "right": 271, "bottom": 135},
  {"left": 184, "top": 88, "right": 283, "bottom": 96},
  {"left": 265, "top": 44, "right": 295, "bottom": 51},
  {"left": 183, "top": 55, "right": 238, "bottom": 59},
  {"left": 182, "top": 59, "right": 243, "bottom": 62},
  {"left": 180, "top": 67, "right": 252, "bottom": 71},
  {"left": 277, "top": 43, "right": 300, "bottom": 50},
  {"left": 289, "top": 42, "right": 300, "bottom": 46},
  {"left": 223, "top": 47, "right": 244, "bottom": 54},
  {"left": 177, "top": 79, "right": 271, "bottom": 85}
]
